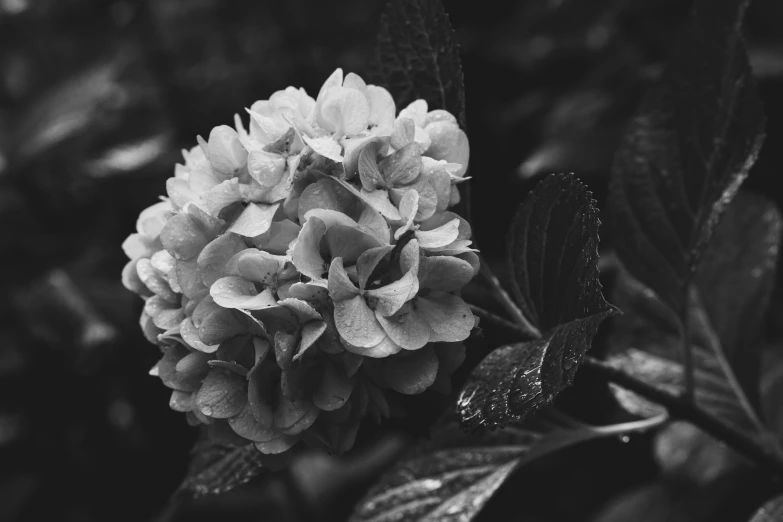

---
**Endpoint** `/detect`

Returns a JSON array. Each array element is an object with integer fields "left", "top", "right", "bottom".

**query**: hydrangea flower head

[{"left": 122, "top": 69, "right": 476, "bottom": 463}]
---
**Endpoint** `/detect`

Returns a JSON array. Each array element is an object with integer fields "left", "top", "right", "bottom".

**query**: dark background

[{"left": 2, "top": 0, "right": 783, "bottom": 520}]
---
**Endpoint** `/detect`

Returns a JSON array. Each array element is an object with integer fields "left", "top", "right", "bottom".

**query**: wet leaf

[
  {"left": 351, "top": 411, "right": 664, "bottom": 522},
  {"left": 181, "top": 439, "right": 266, "bottom": 497},
  {"left": 608, "top": 0, "right": 765, "bottom": 316},
  {"left": 458, "top": 174, "right": 617, "bottom": 430},
  {"left": 372, "top": 0, "right": 466, "bottom": 127}
]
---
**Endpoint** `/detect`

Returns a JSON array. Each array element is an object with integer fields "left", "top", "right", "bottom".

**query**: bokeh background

[{"left": 2, "top": 0, "right": 783, "bottom": 520}]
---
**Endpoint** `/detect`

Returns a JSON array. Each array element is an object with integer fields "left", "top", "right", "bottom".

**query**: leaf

[
  {"left": 606, "top": 266, "right": 778, "bottom": 454},
  {"left": 180, "top": 439, "right": 266, "bottom": 497},
  {"left": 458, "top": 174, "right": 617, "bottom": 430},
  {"left": 760, "top": 345, "right": 783, "bottom": 445},
  {"left": 608, "top": 0, "right": 766, "bottom": 316},
  {"left": 351, "top": 410, "right": 665, "bottom": 522},
  {"left": 693, "top": 192, "right": 782, "bottom": 401},
  {"left": 749, "top": 495, "right": 783, "bottom": 522},
  {"left": 372, "top": 0, "right": 466, "bottom": 127}
]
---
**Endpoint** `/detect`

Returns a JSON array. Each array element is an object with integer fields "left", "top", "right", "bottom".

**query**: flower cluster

[{"left": 122, "top": 69, "right": 476, "bottom": 463}]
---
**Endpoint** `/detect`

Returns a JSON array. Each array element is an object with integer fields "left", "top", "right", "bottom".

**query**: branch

[
  {"left": 468, "top": 304, "right": 531, "bottom": 338},
  {"left": 582, "top": 355, "right": 783, "bottom": 480},
  {"left": 477, "top": 255, "right": 541, "bottom": 339}
]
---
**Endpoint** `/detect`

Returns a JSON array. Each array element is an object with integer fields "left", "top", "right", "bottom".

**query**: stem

[
  {"left": 468, "top": 304, "right": 530, "bottom": 338},
  {"left": 680, "top": 295, "right": 695, "bottom": 400},
  {"left": 583, "top": 356, "right": 783, "bottom": 480},
  {"left": 477, "top": 256, "right": 542, "bottom": 340},
  {"left": 152, "top": 488, "right": 186, "bottom": 522},
  {"left": 586, "top": 413, "right": 669, "bottom": 436}
]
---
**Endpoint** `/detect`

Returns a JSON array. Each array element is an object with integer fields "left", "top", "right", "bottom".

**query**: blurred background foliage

[{"left": 2, "top": 0, "right": 783, "bottom": 520}]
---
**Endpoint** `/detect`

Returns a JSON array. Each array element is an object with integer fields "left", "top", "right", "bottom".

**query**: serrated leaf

[
  {"left": 458, "top": 174, "right": 617, "bottom": 430},
  {"left": 608, "top": 0, "right": 765, "bottom": 316},
  {"left": 351, "top": 410, "right": 664, "bottom": 522},
  {"left": 749, "top": 495, "right": 783, "bottom": 522},
  {"left": 180, "top": 441, "right": 266, "bottom": 497},
  {"left": 372, "top": 0, "right": 466, "bottom": 127}
]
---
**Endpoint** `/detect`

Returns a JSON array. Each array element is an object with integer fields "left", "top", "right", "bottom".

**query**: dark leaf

[
  {"left": 694, "top": 192, "right": 781, "bottom": 401},
  {"left": 749, "top": 495, "right": 783, "bottom": 522},
  {"left": 608, "top": 0, "right": 765, "bottom": 316},
  {"left": 458, "top": 174, "right": 617, "bottom": 430},
  {"left": 606, "top": 267, "right": 779, "bottom": 455},
  {"left": 181, "top": 437, "right": 266, "bottom": 497},
  {"left": 373, "top": 0, "right": 466, "bottom": 127},
  {"left": 351, "top": 410, "right": 664, "bottom": 522},
  {"left": 760, "top": 345, "right": 783, "bottom": 445},
  {"left": 653, "top": 421, "right": 740, "bottom": 485}
]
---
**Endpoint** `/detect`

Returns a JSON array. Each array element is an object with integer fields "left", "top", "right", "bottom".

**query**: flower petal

[
  {"left": 252, "top": 219, "right": 301, "bottom": 255},
  {"left": 199, "top": 308, "right": 251, "bottom": 345},
  {"left": 175, "top": 259, "right": 205, "bottom": 299},
  {"left": 325, "top": 224, "right": 384, "bottom": 265},
  {"left": 418, "top": 256, "right": 475, "bottom": 291},
  {"left": 425, "top": 110, "right": 458, "bottom": 126},
  {"left": 122, "top": 233, "right": 148, "bottom": 260},
  {"left": 278, "top": 298, "right": 322, "bottom": 323},
  {"left": 376, "top": 302, "right": 431, "bottom": 350},
  {"left": 195, "top": 368, "right": 247, "bottom": 419},
  {"left": 291, "top": 216, "right": 327, "bottom": 280},
  {"left": 359, "top": 188, "right": 401, "bottom": 221},
  {"left": 180, "top": 316, "right": 219, "bottom": 353},
  {"left": 379, "top": 143, "right": 421, "bottom": 187},
  {"left": 334, "top": 294, "right": 386, "bottom": 347},
  {"left": 211, "top": 276, "right": 277, "bottom": 310},
  {"left": 247, "top": 149, "right": 286, "bottom": 187},
  {"left": 274, "top": 330, "right": 298, "bottom": 371},
  {"left": 160, "top": 212, "right": 215, "bottom": 261},
  {"left": 318, "top": 86, "right": 370, "bottom": 136},
  {"left": 424, "top": 121, "right": 469, "bottom": 176},
  {"left": 254, "top": 436, "right": 298, "bottom": 455},
  {"left": 343, "top": 72, "right": 367, "bottom": 92},
  {"left": 356, "top": 245, "right": 394, "bottom": 290},
  {"left": 274, "top": 393, "right": 315, "bottom": 430},
  {"left": 415, "top": 218, "right": 460, "bottom": 249},
  {"left": 313, "top": 364, "right": 355, "bottom": 411},
  {"left": 358, "top": 141, "right": 386, "bottom": 191},
  {"left": 136, "top": 258, "right": 178, "bottom": 302},
  {"left": 366, "top": 85, "right": 395, "bottom": 131},
  {"left": 228, "top": 404, "right": 276, "bottom": 442},
  {"left": 327, "top": 257, "right": 359, "bottom": 302},
  {"left": 303, "top": 134, "right": 344, "bottom": 162},
  {"left": 414, "top": 291, "right": 474, "bottom": 342},
  {"left": 342, "top": 335, "right": 402, "bottom": 358},
  {"left": 400, "top": 238, "right": 421, "bottom": 275},
  {"left": 207, "top": 125, "right": 247, "bottom": 176},
  {"left": 398, "top": 99, "right": 428, "bottom": 127},
  {"left": 286, "top": 282, "right": 329, "bottom": 305},
  {"left": 122, "top": 258, "right": 149, "bottom": 295},
  {"left": 197, "top": 233, "right": 247, "bottom": 286},
  {"left": 383, "top": 346, "right": 438, "bottom": 394},
  {"left": 296, "top": 321, "right": 327, "bottom": 360},
  {"left": 297, "top": 178, "right": 356, "bottom": 224},
  {"left": 390, "top": 117, "right": 416, "bottom": 150},
  {"left": 420, "top": 211, "right": 471, "bottom": 239},
  {"left": 226, "top": 249, "right": 282, "bottom": 285},
  {"left": 228, "top": 202, "right": 279, "bottom": 237},
  {"left": 365, "top": 268, "right": 419, "bottom": 317}
]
